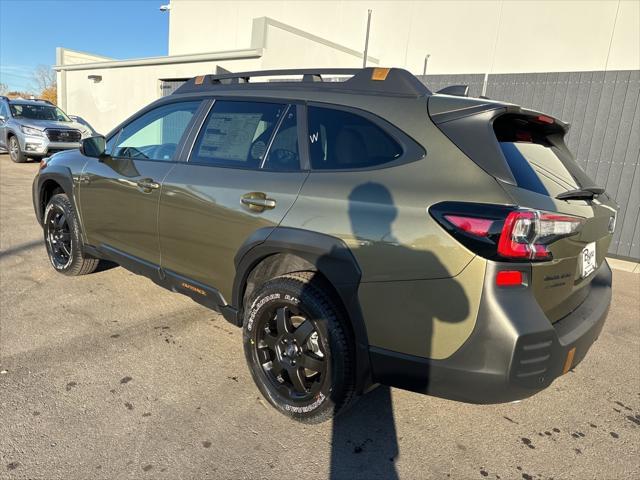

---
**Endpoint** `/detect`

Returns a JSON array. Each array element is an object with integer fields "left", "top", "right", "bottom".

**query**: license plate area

[{"left": 580, "top": 242, "right": 597, "bottom": 278}]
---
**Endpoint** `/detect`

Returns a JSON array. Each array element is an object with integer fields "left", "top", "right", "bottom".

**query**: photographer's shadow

[{"left": 328, "top": 182, "right": 469, "bottom": 480}]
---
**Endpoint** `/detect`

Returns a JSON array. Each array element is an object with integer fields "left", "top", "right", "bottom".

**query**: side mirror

[{"left": 80, "top": 136, "right": 106, "bottom": 159}]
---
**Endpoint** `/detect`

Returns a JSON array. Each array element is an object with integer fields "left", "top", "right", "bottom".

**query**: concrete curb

[{"left": 607, "top": 257, "right": 640, "bottom": 274}]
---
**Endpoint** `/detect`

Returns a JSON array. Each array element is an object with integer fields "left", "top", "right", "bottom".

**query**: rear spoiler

[
  {"left": 429, "top": 95, "right": 569, "bottom": 131},
  {"left": 428, "top": 95, "right": 571, "bottom": 186}
]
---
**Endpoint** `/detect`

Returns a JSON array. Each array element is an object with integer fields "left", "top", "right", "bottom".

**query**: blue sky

[{"left": 0, "top": 0, "right": 169, "bottom": 92}]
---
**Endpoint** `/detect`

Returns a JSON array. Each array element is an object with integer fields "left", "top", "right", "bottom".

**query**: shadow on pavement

[{"left": 0, "top": 239, "right": 43, "bottom": 259}]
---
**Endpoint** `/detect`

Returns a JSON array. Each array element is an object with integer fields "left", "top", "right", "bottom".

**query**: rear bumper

[{"left": 370, "top": 260, "right": 612, "bottom": 404}]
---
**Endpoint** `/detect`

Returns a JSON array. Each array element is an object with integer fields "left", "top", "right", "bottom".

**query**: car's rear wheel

[
  {"left": 8, "top": 136, "right": 27, "bottom": 163},
  {"left": 44, "top": 193, "right": 99, "bottom": 275},
  {"left": 243, "top": 272, "right": 357, "bottom": 423}
]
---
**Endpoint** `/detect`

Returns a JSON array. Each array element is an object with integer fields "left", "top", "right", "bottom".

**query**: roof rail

[
  {"left": 174, "top": 67, "right": 431, "bottom": 97},
  {"left": 0, "top": 95, "right": 8, "bottom": 102}
]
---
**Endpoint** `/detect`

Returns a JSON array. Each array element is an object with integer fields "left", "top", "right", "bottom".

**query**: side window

[
  {"left": 262, "top": 106, "right": 299, "bottom": 171},
  {"left": 0, "top": 102, "right": 9, "bottom": 119},
  {"left": 307, "top": 106, "right": 402, "bottom": 170},
  {"left": 191, "top": 100, "right": 286, "bottom": 168},
  {"left": 112, "top": 101, "right": 201, "bottom": 161}
]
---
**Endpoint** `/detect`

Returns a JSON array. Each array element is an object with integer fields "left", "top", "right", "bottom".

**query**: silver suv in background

[{"left": 0, "top": 96, "right": 95, "bottom": 163}]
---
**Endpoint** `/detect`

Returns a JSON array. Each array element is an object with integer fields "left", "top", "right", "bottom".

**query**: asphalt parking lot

[{"left": 0, "top": 154, "right": 638, "bottom": 480}]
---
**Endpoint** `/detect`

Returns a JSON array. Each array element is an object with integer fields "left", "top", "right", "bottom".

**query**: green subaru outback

[{"left": 33, "top": 68, "right": 616, "bottom": 423}]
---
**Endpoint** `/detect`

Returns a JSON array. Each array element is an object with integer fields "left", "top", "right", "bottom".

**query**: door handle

[
  {"left": 240, "top": 192, "right": 276, "bottom": 212},
  {"left": 137, "top": 178, "right": 160, "bottom": 191}
]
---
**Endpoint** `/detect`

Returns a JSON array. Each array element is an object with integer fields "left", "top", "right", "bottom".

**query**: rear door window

[
  {"left": 307, "top": 106, "right": 402, "bottom": 170},
  {"left": 191, "top": 100, "right": 287, "bottom": 168}
]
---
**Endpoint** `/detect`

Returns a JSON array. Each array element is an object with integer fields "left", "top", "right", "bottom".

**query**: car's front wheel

[
  {"left": 44, "top": 193, "right": 99, "bottom": 275},
  {"left": 243, "top": 272, "right": 357, "bottom": 423},
  {"left": 8, "top": 136, "right": 27, "bottom": 163}
]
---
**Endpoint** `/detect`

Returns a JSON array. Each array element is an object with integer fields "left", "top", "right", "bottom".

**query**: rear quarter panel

[{"left": 281, "top": 96, "right": 513, "bottom": 359}]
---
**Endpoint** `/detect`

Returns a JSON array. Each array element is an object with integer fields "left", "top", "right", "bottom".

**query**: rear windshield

[
  {"left": 494, "top": 115, "right": 582, "bottom": 196},
  {"left": 499, "top": 142, "right": 581, "bottom": 196}
]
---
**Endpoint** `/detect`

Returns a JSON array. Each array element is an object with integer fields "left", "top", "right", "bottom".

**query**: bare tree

[
  {"left": 32, "top": 65, "right": 56, "bottom": 92},
  {"left": 0, "top": 82, "right": 8, "bottom": 95}
]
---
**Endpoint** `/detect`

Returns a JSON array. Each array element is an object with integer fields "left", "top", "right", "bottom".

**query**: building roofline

[
  {"left": 54, "top": 48, "right": 263, "bottom": 72},
  {"left": 54, "top": 15, "right": 378, "bottom": 73}
]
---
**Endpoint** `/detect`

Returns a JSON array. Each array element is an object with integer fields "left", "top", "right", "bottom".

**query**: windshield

[{"left": 9, "top": 103, "right": 70, "bottom": 122}]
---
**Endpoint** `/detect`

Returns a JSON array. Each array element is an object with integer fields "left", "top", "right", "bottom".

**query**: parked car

[
  {"left": 0, "top": 96, "right": 94, "bottom": 163},
  {"left": 32, "top": 68, "right": 616, "bottom": 423}
]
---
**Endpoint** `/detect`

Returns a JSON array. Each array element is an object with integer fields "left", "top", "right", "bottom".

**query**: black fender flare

[
  {"left": 34, "top": 165, "right": 75, "bottom": 226},
  {"left": 233, "top": 226, "right": 373, "bottom": 393}
]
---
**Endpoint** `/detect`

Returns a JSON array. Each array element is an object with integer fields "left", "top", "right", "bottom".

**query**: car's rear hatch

[{"left": 429, "top": 95, "right": 618, "bottom": 323}]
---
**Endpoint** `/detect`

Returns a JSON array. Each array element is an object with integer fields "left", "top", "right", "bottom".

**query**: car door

[
  {"left": 158, "top": 99, "right": 308, "bottom": 300},
  {"left": 79, "top": 100, "right": 203, "bottom": 268}
]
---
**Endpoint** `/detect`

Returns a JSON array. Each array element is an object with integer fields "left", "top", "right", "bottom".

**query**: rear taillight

[
  {"left": 443, "top": 215, "right": 493, "bottom": 237},
  {"left": 430, "top": 202, "right": 583, "bottom": 262},
  {"left": 497, "top": 211, "right": 582, "bottom": 260}
]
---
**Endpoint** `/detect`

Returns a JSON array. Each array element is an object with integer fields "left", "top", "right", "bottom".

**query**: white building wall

[
  {"left": 57, "top": 16, "right": 378, "bottom": 133},
  {"left": 63, "top": 57, "right": 260, "bottom": 134},
  {"left": 58, "top": 1, "right": 639, "bottom": 133},
  {"left": 168, "top": 0, "right": 640, "bottom": 74}
]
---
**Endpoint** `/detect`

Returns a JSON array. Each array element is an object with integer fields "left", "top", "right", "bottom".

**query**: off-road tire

[
  {"left": 243, "top": 272, "right": 357, "bottom": 423},
  {"left": 44, "top": 193, "right": 99, "bottom": 276}
]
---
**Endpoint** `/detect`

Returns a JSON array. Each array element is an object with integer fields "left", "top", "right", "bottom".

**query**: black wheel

[
  {"left": 8, "top": 136, "right": 27, "bottom": 163},
  {"left": 44, "top": 193, "right": 99, "bottom": 275},
  {"left": 243, "top": 272, "right": 356, "bottom": 423}
]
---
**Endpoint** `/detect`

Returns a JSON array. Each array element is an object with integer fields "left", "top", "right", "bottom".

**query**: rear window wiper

[{"left": 556, "top": 186, "right": 605, "bottom": 200}]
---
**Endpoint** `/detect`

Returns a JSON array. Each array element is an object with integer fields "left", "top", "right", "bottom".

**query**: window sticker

[{"left": 198, "top": 113, "right": 263, "bottom": 161}]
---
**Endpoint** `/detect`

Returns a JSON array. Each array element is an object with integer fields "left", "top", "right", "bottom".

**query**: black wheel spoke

[
  {"left": 276, "top": 307, "right": 293, "bottom": 334},
  {"left": 299, "top": 353, "right": 324, "bottom": 372},
  {"left": 293, "top": 319, "right": 315, "bottom": 344},
  {"left": 287, "top": 366, "right": 307, "bottom": 393},
  {"left": 55, "top": 214, "right": 66, "bottom": 229},
  {"left": 262, "top": 332, "right": 278, "bottom": 349},
  {"left": 270, "top": 358, "right": 284, "bottom": 377},
  {"left": 256, "top": 347, "right": 271, "bottom": 364},
  {"left": 45, "top": 206, "right": 73, "bottom": 268},
  {"left": 254, "top": 300, "right": 331, "bottom": 404}
]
